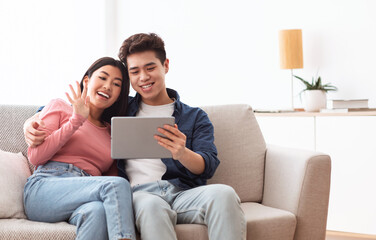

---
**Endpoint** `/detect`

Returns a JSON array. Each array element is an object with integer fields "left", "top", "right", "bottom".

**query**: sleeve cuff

[{"left": 71, "top": 113, "right": 86, "bottom": 128}]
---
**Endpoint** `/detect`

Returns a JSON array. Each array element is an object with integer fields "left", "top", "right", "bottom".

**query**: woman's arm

[
  {"left": 28, "top": 81, "right": 90, "bottom": 166},
  {"left": 27, "top": 99, "right": 86, "bottom": 165}
]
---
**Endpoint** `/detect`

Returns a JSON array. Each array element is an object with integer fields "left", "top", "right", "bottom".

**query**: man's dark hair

[{"left": 118, "top": 33, "right": 166, "bottom": 66}]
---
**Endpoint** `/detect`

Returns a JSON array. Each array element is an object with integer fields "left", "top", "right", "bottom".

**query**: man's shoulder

[
  {"left": 177, "top": 100, "right": 211, "bottom": 130},
  {"left": 178, "top": 100, "right": 207, "bottom": 117}
]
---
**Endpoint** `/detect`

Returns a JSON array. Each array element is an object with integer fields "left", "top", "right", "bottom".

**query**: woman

[{"left": 24, "top": 57, "right": 135, "bottom": 240}]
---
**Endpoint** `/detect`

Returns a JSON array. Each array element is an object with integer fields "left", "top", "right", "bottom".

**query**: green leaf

[
  {"left": 293, "top": 74, "right": 337, "bottom": 94},
  {"left": 294, "top": 75, "right": 312, "bottom": 88},
  {"left": 316, "top": 77, "right": 322, "bottom": 88}
]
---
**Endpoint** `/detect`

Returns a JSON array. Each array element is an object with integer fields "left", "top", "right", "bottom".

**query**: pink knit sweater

[{"left": 28, "top": 99, "right": 113, "bottom": 176}]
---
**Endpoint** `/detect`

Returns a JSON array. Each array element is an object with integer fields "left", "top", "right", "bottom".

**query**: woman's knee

[
  {"left": 108, "top": 176, "right": 131, "bottom": 189},
  {"left": 101, "top": 177, "right": 132, "bottom": 196},
  {"left": 71, "top": 201, "right": 106, "bottom": 222}
]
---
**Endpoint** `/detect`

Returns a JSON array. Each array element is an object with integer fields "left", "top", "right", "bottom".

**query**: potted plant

[{"left": 294, "top": 75, "right": 337, "bottom": 112}]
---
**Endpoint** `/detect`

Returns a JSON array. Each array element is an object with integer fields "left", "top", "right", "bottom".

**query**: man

[{"left": 24, "top": 33, "right": 246, "bottom": 240}]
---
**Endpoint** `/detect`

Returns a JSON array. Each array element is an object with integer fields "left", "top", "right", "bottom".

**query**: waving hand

[{"left": 65, "top": 81, "right": 90, "bottom": 119}]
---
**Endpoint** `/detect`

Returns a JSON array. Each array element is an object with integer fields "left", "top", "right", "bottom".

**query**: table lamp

[{"left": 279, "top": 29, "right": 303, "bottom": 110}]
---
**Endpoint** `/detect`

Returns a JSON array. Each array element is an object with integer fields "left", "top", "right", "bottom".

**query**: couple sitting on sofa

[{"left": 23, "top": 33, "right": 246, "bottom": 240}]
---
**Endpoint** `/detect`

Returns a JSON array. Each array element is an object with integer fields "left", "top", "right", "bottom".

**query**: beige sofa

[{"left": 0, "top": 104, "right": 331, "bottom": 240}]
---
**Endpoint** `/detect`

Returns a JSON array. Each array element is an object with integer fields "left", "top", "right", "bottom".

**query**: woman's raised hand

[{"left": 65, "top": 81, "right": 90, "bottom": 119}]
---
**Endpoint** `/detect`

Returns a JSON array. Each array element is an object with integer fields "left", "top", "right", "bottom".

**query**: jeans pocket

[{"left": 33, "top": 168, "right": 67, "bottom": 177}]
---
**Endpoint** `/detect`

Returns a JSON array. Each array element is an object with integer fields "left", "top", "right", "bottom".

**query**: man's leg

[
  {"left": 172, "top": 184, "right": 246, "bottom": 240},
  {"left": 132, "top": 181, "right": 179, "bottom": 240}
]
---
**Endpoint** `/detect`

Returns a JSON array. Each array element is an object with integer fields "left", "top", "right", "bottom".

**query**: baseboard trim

[{"left": 327, "top": 230, "right": 376, "bottom": 240}]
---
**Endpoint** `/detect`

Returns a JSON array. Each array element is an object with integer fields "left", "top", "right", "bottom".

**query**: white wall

[
  {"left": 1, "top": 0, "right": 376, "bottom": 110},
  {"left": 113, "top": 0, "right": 376, "bottom": 109},
  {"left": 0, "top": 0, "right": 107, "bottom": 106}
]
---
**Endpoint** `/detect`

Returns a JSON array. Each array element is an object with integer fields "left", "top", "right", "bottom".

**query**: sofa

[{"left": 0, "top": 104, "right": 331, "bottom": 240}]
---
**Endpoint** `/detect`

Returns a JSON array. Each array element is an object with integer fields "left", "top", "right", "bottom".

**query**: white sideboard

[{"left": 255, "top": 111, "right": 376, "bottom": 235}]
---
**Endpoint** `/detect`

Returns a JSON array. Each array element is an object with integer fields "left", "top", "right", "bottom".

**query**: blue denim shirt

[{"left": 117, "top": 88, "right": 220, "bottom": 189}]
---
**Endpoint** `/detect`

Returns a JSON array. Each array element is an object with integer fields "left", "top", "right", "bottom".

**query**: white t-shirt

[{"left": 125, "top": 101, "right": 175, "bottom": 187}]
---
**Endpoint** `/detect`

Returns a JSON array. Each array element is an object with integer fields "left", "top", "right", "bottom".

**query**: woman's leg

[
  {"left": 69, "top": 201, "right": 108, "bottom": 240},
  {"left": 24, "top": 173, "right": 135, "bottom": 240}
]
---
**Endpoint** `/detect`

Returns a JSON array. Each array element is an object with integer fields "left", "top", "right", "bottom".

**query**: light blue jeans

[
  {"left": 23, "top": 161, "right": 135, "bottom": 240},
  {"left": 132, "top": 180, "right": 246, "bottom": 240}
]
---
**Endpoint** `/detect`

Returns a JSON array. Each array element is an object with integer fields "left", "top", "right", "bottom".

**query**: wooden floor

[{"left": 326, "top": 231, "right": 376, "bottom": 240}]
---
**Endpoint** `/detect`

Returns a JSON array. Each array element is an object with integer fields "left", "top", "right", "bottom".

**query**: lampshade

[{"left": 279, "top": 29, "right": 303, "bottom": 69}]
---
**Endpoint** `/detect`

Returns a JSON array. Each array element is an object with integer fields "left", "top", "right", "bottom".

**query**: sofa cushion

[
  {"left": 241, "top": 202, "right": 296, "bottom": 240},
  {"left": 0, "top": 150, "right": 31, "bottom": 219},
  {"left": 201, "top": 105, "right": 266, "bottom": 202},
  {"left": 0, "top": 219, "right": 210, "bottom": 240},
  {"left": 0, "top": 219, "right": 76, "bottom": 240}
]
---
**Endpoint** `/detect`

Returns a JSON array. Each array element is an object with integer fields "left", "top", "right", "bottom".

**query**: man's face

[{"left": 127, "top": 50, "right": 170, "bottom": 106}]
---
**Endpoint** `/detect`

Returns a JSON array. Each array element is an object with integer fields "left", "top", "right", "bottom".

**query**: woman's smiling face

[{"left": 85, "top": 65, "right": 123, "bottom": 110}]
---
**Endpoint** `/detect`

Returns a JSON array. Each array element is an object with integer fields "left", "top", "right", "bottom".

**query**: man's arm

[
  {"left": 185, "top": 110, "right": 220, "bottom": 179},
  {"left": 155, "top": 124, "right": 205, "bottom": 175},
  {"left": 23, "top": 112, "right": 47, "bottom": 147}
]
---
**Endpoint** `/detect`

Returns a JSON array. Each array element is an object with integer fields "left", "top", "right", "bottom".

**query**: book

[
  {"left": 327, "top": 99, "right": 369, "bottom": 109},
  {"left": 253, "top": 109, "right": 296, "bottom": 113},
  {"left": 320, "top": 108, "right": 376, "bottom": 113}
]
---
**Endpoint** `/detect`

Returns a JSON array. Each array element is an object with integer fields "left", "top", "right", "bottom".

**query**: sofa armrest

[{"left": 262, "top": 144, "right": 331, "bottom": 240}]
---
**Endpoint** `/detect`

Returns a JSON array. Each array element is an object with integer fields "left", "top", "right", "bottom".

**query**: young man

[{"left": 24, "top": 33, "right": 246, "bottom": 240}]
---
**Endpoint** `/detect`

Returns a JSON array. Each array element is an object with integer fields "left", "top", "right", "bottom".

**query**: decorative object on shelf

[
  {"left": 327, "top": 99, "right": 369, "bottom": 109},
  {"left": 279, "top": 29, "right": 304, "bottom": 110},
  {"left": 294, "top": 75, "right": 337, "bottom": 112},
  {"left": 320, "top": 108, "right": 376, "bottom": 113}
]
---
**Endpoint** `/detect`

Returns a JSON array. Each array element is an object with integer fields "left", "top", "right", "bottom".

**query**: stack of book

[{"left": 321, "top": 99, "right": 376, "bottom": 113}]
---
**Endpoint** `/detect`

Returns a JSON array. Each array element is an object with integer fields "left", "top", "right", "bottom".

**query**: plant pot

[{"left": 304, "top": 90, "right": 327, "bottom": 112}]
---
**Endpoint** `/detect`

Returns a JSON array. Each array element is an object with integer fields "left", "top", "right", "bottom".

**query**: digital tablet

[{"left": 111, "top": 116, "right": 175, "bottom": 159}]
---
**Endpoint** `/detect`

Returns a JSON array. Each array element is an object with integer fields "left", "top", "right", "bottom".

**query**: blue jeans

[
  {"left": 132, "top": 180, "right": 246, "bottom": 240},
  {"left": 23, "top": 161, "right": 135, "bottom": 240}
]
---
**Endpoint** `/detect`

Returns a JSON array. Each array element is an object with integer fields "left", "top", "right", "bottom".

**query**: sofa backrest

[
  {"left": 201, "top": 104, "right": 266, "bottom": 203},
  {"left": 0, "top": 104, "right": 267, "bottom": 203},
  {"left": 0, "top": 105, "right": 39, "bottom": 158}
]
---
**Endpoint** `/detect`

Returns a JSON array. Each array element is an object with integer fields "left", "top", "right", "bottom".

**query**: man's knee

[
  {"left": 205, "top": 184, "right": 240, "bottom": 206},
  {"left": 133, "top": 192, "right": 175, "bottom": 219},
  {"left": 134, "top": 192, "right": 163, "bottom": 212}
]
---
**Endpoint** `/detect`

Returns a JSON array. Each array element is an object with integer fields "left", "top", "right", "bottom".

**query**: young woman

[{"left": 23, "top": 57, "right": 135, "bottom": 240}]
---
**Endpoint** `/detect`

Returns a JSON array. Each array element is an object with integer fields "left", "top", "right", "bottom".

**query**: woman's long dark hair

[{"left": 80, "top": 57, "right": 129, "bottom": 123}]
